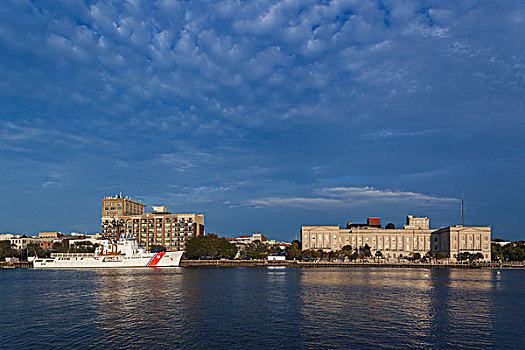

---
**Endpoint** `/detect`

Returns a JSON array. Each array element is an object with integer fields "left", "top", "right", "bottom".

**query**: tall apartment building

[
  {"left": 301, "top": 216, "right": 491, "bottom": 261},
  {"left": 102, "top": 194, "right": 145, "bottom": 217},
  {"left": 101, "top": 197, "right": 205, "bottom": 252}
]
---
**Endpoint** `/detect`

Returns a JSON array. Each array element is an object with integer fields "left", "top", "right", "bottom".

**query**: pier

[{"left": 0, "top": 261, "right": 32, "bottom": 269}]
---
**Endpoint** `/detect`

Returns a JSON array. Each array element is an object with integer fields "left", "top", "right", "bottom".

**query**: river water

[{"left": 1, "top": 267, "right": 523, "bottom": 349}]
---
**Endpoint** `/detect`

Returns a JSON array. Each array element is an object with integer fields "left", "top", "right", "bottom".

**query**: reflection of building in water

[
  {"left": 301, "top": 215, "right": 491, "bottom": 261},
  {"left": 297, "top": 269, "right": 435, "bottom": 348}
]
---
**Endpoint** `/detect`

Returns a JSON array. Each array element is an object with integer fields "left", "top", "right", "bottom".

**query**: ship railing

[{"left": 50, "top": 252, "right": 95, "bottom": 258}]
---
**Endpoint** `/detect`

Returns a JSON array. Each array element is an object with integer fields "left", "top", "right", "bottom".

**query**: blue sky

[{"left": 1, "top": 0, "right": 524, "bottom": 240}]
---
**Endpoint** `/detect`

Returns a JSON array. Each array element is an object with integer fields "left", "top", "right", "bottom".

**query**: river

[{"left": 1, "top": 267, "right": 523, "bottom": 349}]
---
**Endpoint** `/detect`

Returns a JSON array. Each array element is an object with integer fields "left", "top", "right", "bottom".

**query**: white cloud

[{"left": 246, "top": 186, "right": 458, "bottom": 209}]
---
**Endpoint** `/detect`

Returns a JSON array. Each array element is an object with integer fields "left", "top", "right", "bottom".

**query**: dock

[{"left": 1, "top": 261, "right": 33, "bottom": 269}]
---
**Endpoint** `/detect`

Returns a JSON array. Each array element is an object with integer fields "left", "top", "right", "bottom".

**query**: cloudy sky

[{"left": 1, "top": 0, "right": 524, "bottom": 240}]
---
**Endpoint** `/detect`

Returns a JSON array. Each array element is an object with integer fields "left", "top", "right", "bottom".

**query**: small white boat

[{"left": 33, "top": 236, "right": 183, "bottom": 268}]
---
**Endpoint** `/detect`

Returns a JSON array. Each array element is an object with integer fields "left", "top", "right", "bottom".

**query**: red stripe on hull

[{"left": 147, "top": 252, "right": 166, "bottom": 267}]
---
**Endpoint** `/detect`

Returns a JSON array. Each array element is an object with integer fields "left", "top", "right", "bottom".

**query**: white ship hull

[{"left": 33, "top": 251, "right": 184, "bottom": 269}]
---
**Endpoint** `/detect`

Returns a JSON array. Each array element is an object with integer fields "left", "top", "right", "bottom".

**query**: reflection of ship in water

[{"left": 33, "top": 236, "right": 183, "bottom": 268}]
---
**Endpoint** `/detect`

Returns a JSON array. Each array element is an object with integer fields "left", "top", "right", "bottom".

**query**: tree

[
  {"left": 502, "top": 242, "right": 525, "bottom": 261},
  {"left": 53, "top": 240, "right": 69, "bottom": 253},
  {"left": 412, "top": 252, "right": 421, "bottom": 261},
  {"left": 149, "top": 245, "right": 167, "bottom": 253},
  {"left": 242, "top": 240, "right": 269, "bottom": 260},
  {"left": 0, "top": 240, "right": 18, "bottom": 261},
  {"left": 70, "top": 241, "right": 99, "bottom": 253},
  {"left": 269, "top": 244, "right": 282, "bottom": 255},
  {"left": 473, "top": 252, "right": 485, "bottom": 261},
  {"left": 435, "top": 252, "right": 447, "bottom": 260},
  {"left": 374, "top": 250, "right": 383, "bottom": 262},
  {"left": 185, "top": 234, "right": 238, "bottom": 259},
  {"left": 425, "top": 251, "right": 434, "bottom": 259},
  {"left": 491, "top": 243, "right": 504, "bottom": 261},
  {"left": 301, "top": 249, "right": 321, "bottom": 261},
  {"left": 319, "top": 250, "right": 330, "bottom": 261},
  {"left": 361, "top": 244, "right": 372, "bottom": 258},
  {"left": 217, "top": 238, "right": 238, "bottom": 259},
  {"left": 458, "top": 252, "right": 471, "bottom": 261},
  {"left": 26, "top": 243, "right": 48, "bottom": 258},
  {"left": 341, "top": 245, "right": 352, "bottom": 252},
  {"left": 286, "top": 240, "right": 302, "bottom": 260}
]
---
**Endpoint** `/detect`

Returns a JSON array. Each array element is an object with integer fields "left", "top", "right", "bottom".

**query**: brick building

[{"left": 101, "top": 197, "right": 205, "bottom": 252}]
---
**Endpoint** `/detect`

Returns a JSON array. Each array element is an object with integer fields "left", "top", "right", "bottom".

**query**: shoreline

[
  {"left": 2, "top": 260, "right": 523, "bottom": 269},
  {"left": 181, "top": 260, "right": 525, "bottom": 269}
]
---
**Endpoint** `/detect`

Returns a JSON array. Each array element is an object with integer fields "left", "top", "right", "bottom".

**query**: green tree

[
  {"left": 491, "top": 242, "right": 504, "bottom": 261},
  {"left": 332, "top": 250, "right": 344, "bottom": 260},
  {"left": 342, "top": 245, "right": 352, "bottom": 252},
  {"left": 286, "top": 240, "right": 302, "bottom": 260},
  {"left": 425, "top": 251, "right": 434, "bottom": 259},
  {"left": 473, "top": 252, "right": 485, "bottom": 261},
  {"left": 242, "top": 240, "right": 269, "bottom": 259},
  {"left": 435, "top": 252, "right": 447, "bottom": 260},
  {"left": 70, "top": 241, "right": 99, "bottom": 253},
  {"left": 301, "top": 249, "right": 321, "bottom": 260},
  {"left": 361, "top": 244, "right": 372, "bottom": 258},
  {"left": 185, "top": 234, "right": 238, "bottom": 259},
  {"left": 458, "top": 252, "right": 471, "bottom": 261},
  {"left": 501, "top": 242, "right": 525, "bottom": 261},
  {"left": 0, "top": 240, "right": 18, "bottom": 260},
  {"left": 412, "top": 252, "right": 421, "bottom": 261},
  {"left": 26, "top": 243, "right": 48, "bottom": 258},
  {"left": 269, "top": 244, "right": 282, "bottom": 255},
  {"left": 53, "top": 240, "right": 69, "bottom": 253},
  {"left": 218, "top": 238, "right": 238, "bottom": 259},
  {"left": 149, "top": 245, "right": 167, "bottom": 253}
]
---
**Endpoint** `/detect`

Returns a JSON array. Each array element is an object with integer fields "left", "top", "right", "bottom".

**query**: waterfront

[{"left": 1, "top": 268, "right": 524, "bottom": 349}]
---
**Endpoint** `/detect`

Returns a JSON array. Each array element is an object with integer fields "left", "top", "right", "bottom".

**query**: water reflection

[
  {"left": 297, "top": 269, "right": 436, "bottom": 348},
  {"left": 1, "top": 268, "right": 524, "bottom": 349}
]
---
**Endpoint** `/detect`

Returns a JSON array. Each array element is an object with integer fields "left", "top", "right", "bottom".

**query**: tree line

[
  {"left": 492, "top": 241, "right": 525, "bottom": 261},
  {"left": 184, "top": 234, "right": 285, "bottom": 260}
]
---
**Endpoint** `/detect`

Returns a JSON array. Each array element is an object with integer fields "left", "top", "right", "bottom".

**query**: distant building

[
  {"left": 0, "top": 234, "right": 17, "bottom": 240},
  {"left": 404, "top": 215, "right": 430, "bottom": 230},
  {"left": 432, "top": 226, "right": 491, "bottom": 261},
  {"left": 102, "top": 194, "right": 145, "bottom": 217},
  {"left": 268, "top": 256, "right": 286, "bottom": 261},
  {"left": 101, "top": 195, "right": 204, "bottom": 252},
  {"left": 301, "top": 216, "right": 491, "bottom": 261},
  {"left": 38, "top": 232, "right": 61, "bottom": 239},
  {"left": 227, "top": 233, "right": 269, "bottom": 250},
  {"left": 8, "top": 236, "right": 34, "bottom": 250},
  {"left": 492, "top": 240, "right": 511, "bottom": 246}
]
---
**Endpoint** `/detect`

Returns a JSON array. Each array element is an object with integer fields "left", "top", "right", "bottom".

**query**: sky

[{"left": 1, "top": 0, "right": 524, "bottom": 241}]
